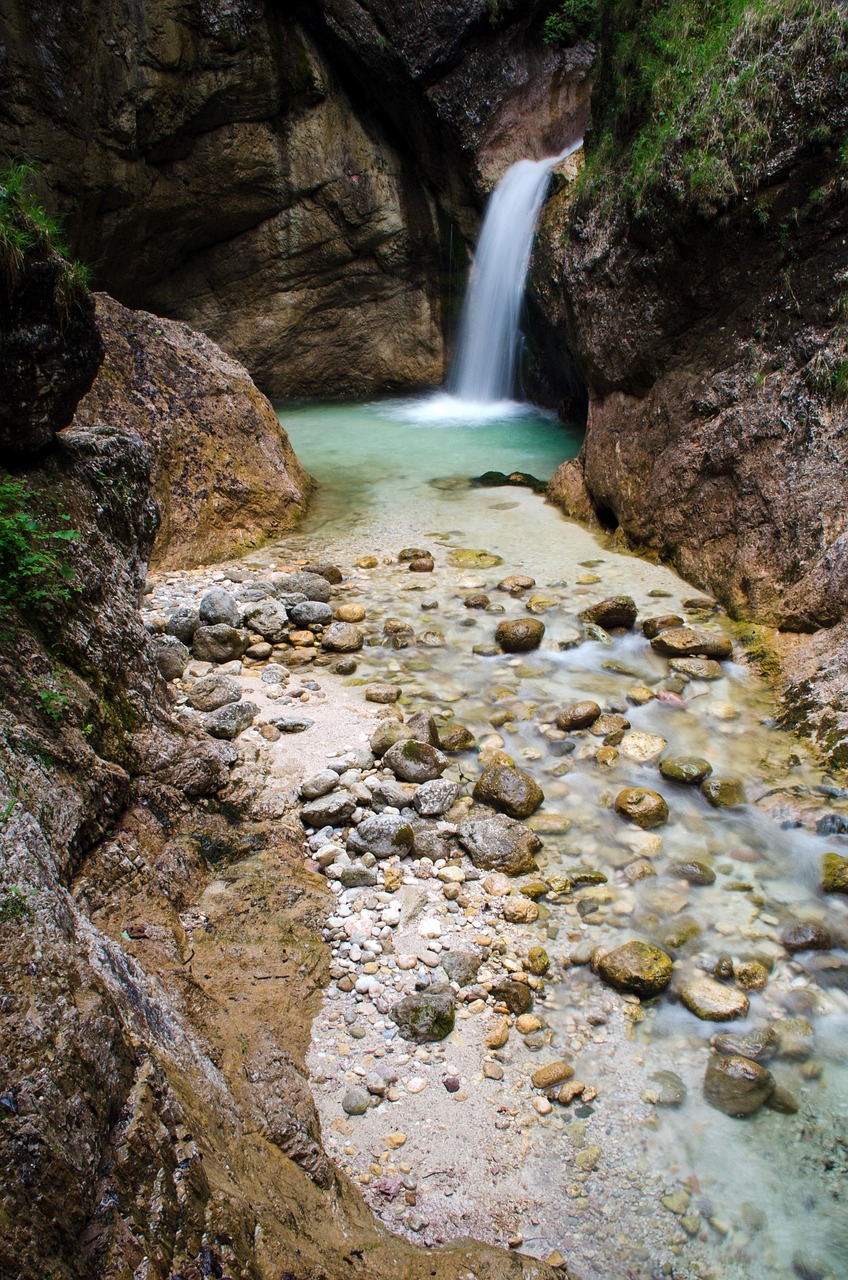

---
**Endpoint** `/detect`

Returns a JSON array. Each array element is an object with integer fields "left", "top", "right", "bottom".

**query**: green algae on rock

[
  {"left": 597, "top": 941, "right": 674, "bottom": 997},
  {"left": 473, "top": 763, "right": 545, "bottom": 819}
]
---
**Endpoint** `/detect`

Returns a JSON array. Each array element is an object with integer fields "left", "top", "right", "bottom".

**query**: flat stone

[
  {"left": 473, "top": 764, "right": 544, "bottom": 819},
  {"left": 703, "top": 1055, "right": 775, "bottom": 1117},
  {"left": 300, "top": 789, "right": 356, "bottom": 827},
  {"left": 597, "top": 941, "right": 673, "bottom": 997},
  {"left": 555, "top": 700, "right": 601, "bottom": 731},
  {"left": 383, "top": 739, "right": 448, "bottom": 783},
  {"left": 272, "top": 714, "right": 314, "bottom": 733},
  {"left": 712, "top": 1026, "right": 779, "bottom": 1061},
  {"left": 498, "top": 574, "right": 536, "bottom": 594},
  {"left": 578, "top": 596, "right": 637, "bottom": 629},
  {"left": 651, "top": 627, "right": 732, "bottom": 660},
  {"left": 644, "top": 1070, "right": 687, "bottom": 1106},
  {"left": 678, "top": 974, "right": 750, "bottom": 1021},
  {"left": 660, "top": 756, "right": 713, "bottom": 785},
  {"left": 339, "top": 863, "right": 378, "bottom": 888},
  {"left": 457, "top": 813, "right": 541, "bottom": 875},
  {"left": 619, "top": 731, "right": 667, "bottom": 765},
  {"left": 494, "top": 618, "right": 545, "bottom": 653},
  {"left": 300, "top": 769, "right": 339, "bottom": 800},
  {"left": 669, "top": 657, "right": 724, "bottom": 680},
  {"left": 614, "top": 788, "right": 669, "bottom": 829}
]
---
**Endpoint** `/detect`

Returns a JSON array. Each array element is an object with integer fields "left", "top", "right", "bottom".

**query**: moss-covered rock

[{"left": 597, "top": 940, "right": 673, "bottom": 997}]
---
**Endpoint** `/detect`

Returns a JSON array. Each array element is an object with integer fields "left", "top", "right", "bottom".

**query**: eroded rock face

[{"left": 72, "top": 296, "right": 313, "bottom": 569}]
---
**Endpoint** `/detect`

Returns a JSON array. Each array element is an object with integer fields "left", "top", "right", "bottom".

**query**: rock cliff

[
  {"left": 0, "top": 0, "right": 591, "bottom": 398},
  {"left": 532, "top": 0, "right": 848, "bottom": 763}
]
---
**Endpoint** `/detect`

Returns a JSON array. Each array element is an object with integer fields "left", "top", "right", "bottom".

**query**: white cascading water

[{"left": 449, "top": 139, "right": 583, "bottom": 405}]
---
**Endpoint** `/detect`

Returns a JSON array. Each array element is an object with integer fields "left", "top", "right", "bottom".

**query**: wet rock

[
  {"left": 821, "top": 851, "right": 848, "bottom": 893},
  {"left": 464, "top": 592, "right": 490, "bottom": 609},
  {"left": 390, "top": 986, "right": 456, "bottom": 1042},
  {"left": 300, "top": 770, "right": 339, "bottom": 800},
  {"left": 735, "top": 961, "right": 769, "bottom": 991},
  {"left": 678, "top": 974, "right": 750, "bottom": 1021},
  {"left": 498, "top": 574, "right": 536, "bottom": 594},
  {"left": 199, "top": 587, "right": 239, "bottom": 627},
  {"left": 365, "top": 682, "right": 402, "bottom": 703},
  {"left": 288, "top": 600, "right": 333, "bottom": 627},
  {"left": 321, "top": 622, "right": 364, "bottom": 652},
  {"left": 409, "top": 554, "right": 435, "bottom": 572},
  {"left": 438, "top": 722, "right": 476, "bottom": 752},
  {"left": 589, "top": 713, "right": 631, "bottom": 743},
  {"left": 272, "top": 571, "right": 331, "bottom": 602},
  {"left": 473, "top": 764, "right": 544, "bottom": 819},
  {"left": 370, "top": 720, "right": 415, "bottom": 757},
  {"left": 489, "top": 979, "right": 533, "bottom": 1014},
  {"left": 192, "top": 624, "right": 249, "bottom": 663},
  {"left": 555, "top": 700, "right": 601, "bottom": 731},
  {"left": 202, "top": 701, "right": 257, "bottom": 740},
  {"left": 383, "top": 617, "right": 415, "bottom": 639},
  {"left": 642, "top": 615, "right": 684, "bottom": 638},
  {"left": 643, "top": 1070, "right": 687, "bottom": 1107},
  {"left": 619, "top": 731, "right": 667, "bottom": 764},
  {"left": 150, "top": 633, "right": 190, "bottom": 681},
  {"left": 398, "top": 547, "right": 427, "bottom": 561},
  {"left": 166, "top": 606, "right": 200, "bottom": 644},
  {"left": 413, "top": 779, "right": 459, "bottom": 816},
  {"left": 457, "top": 813, "right": 541, "bottom": 875},
  {"left": 302, "top": 561, "right": 343, "bottom": 584},
  {"left": 781, "top": 921, "right": 835, "bottom": 953},
  {"left": 712, "top": 1026, "right": 779, "bottom": 1061},
  {"left": 348, "top": 813, "right": 415, "bottom": 859},
  {"left": 383, "top": 739, "right": 448, "bottom": 783},
  {"left": 597, "top": 941, "right": 674, "bottom": 996},
  {"left": 494, "top": 618, "right": 545, "bottom": 653},
  {"left": 703, "top": 1055, "right": 775, "bottom": 1117},
  {"left": 449, "top": 548, "right": 503, "bottom": 568},
  {"left": 775, "top": 1017, "right": 815, "bottom": 1059},
  {"left": 300, "top": 790, "right": 356, "bottom": 828},
  {"left": 660, "top": 756, "right": 713, "bottom": 785},
  {"left": 701, "top": 776, "right": 746, "bottom": 807},
  {"left": 242, "top": 599, "right": 289, "bottom": 642},
  {"left": 342, "top": 1089, "right": 370, "bottom": 1116},
  {"left": 667, "top": 859, "right": 716, "bottom": 885},
  {"left": 406, "top": 711, "right": 441, "bottom": 745},
  {"left": 669, "top": 657, "right": 724, "bottom": 679},
  {"left": 335, "top": 603, "right": 366, "bottom": 623},
  {"left": 526, "top": 946, "right": 550, "bottom": 975},
  {"left": 187, "top": 674, "right": 242, "bottom": 712},
  {"left": 441, "top": 951, "right": 482, "bottom": 987},
  {"left": 650, "top": 628, "right": 732, "bottom": 659},
  {"left": 578, "top": 595, "right": 638, "bottom": 629},
  {"left": 659, "top": 916, "right": 703, "bottom": 950},
  {"left": 614, "top": 788, "right": 669, "bottom": 829}
]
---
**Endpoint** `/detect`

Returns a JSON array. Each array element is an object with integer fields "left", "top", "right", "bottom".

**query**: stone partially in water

[
  {"left": 457, "top": 813, "right": 541, "bottom": 875},
  {"left": 660, "top": 756, "right": 713, "bottom": 785},
  {"left": 712, "top": 1026, "right": 779, "bottom": 1061},
  {"left": 614, "top": 788, "right": 669, "bottom": 829},
  {"left": 669, "top": 657, "right": 724, "bottom": 680},
  {"left": 473, "top": 764, "right": 544, "bottom": 819},
  {"left": 555, "top": 700, "right": 601, "bottom": 731},
  {"left": 597, "top": 941, "right": 673, "bottom": 997},
  {"left": 821, "top": 851, "right": 848, "bottom": 893},
  {"left": 321, "top": 622, "right": 364, "bottom": 652},
  {"left": 703, "top": 1055, "right": 775, "bottom": 1117},
  {"left": 781, "top": 921, "right": 834, "bottom": 953},
  {"left": 643, "top": 1070, "right": 687, "bottom": 1107},
  {"left": 489, "top": 978, "right": 533, "bottom": 1014},
  {"left": 642, "top": 614, "right": 684, "bottom": 638},
  {"left": 701, "top": 776, "right": 746, "bottom": 808},
  {"left": 370, "top": 720, "right": 415, "bottom": 757},
  {"left": 667, "top": 859, "right": 716, "bottom": 886},
  {"left": 390, "top": 986, "right": 455, "bottom": 1042},
  {"left": 365, "top": 682, "right": 402, "bottom": 703},
  {"left": 579, "top": 596, "right": 638, "bottom": 630},
  {"left": 494, "top": 618, "right": 545, "bottom": 652},
  {"left": 619, "top": 731, "right": 667, "bottom": 765},
  {"left": 678, "top": 974, "right": 750, "bottom": 1021},
  {"left": 498, "top": 574, "right": 535, "bottom": 594},
  {"left": 438, "top": 722, "right": 476, "bottom": 752},
  {"left": 383, "top": 739, "right": 448, "bottom": 782},
  {"left": 650, "top": 627, "right": 732, "bottom": 659}
]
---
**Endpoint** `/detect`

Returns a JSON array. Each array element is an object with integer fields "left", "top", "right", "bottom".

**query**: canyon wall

[{"left": 0, "top": 0, "right": 591, "bottom": 398}]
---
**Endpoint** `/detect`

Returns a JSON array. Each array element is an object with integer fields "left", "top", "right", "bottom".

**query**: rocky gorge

[{"left": 2, "top": 2, "right": 848, "bottom": 1278}]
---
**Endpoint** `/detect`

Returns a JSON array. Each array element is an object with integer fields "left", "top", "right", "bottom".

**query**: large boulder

[
  {"left": 347, "top": 813, "right": 415, "bottom": 859},
  {"left": 472, "top": 764, "right": 544, "bottom": 819},
  {"left": 383, "top": 739, "right": 448, "bottom": 783},
  {"left": 457, "top": 813, "right": 541, "bottom": 875},
  {"left": 192, "top": 625, "right": 250, "bottom": 664}
]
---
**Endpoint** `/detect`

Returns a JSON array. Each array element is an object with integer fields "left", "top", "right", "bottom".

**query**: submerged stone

[
  {"left": 614, "top": 788, "right": 669, "bottom": 829},
  {"left": 678, "top": 974, "right": 750, "bottom": 1021},
  {"left": 390, "top": 986, "right": 456, "bottom": 1042},
  {"left": 660, "top": 756, "right": 713, "bottom": 785},
  {"left": 781, "top": 921, "right": 834, "bottom": 954},
  {"left": 555, "top": 700, "right": 601, "bottom": 731},
  {"left": 703, "top": 1055, "right": 775, "bottom": 1117}
]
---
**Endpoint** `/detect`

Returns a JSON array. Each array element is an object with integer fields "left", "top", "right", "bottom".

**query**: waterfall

[{"left": 449, "top": 140, "right": 582, "bottom": 405}]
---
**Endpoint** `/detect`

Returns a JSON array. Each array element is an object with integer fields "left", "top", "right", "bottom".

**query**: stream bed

[{"left": 261, "top": 398, "right": 848, "bottom": 1280}]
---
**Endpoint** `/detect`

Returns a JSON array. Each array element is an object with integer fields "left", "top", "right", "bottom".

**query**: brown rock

[
  {"left": 555, "top": 700, "right": 601, "bottom": 731},
  {"left": 597, "top": 941, "right": 673, "bottom": 997},
  {"left": 614, "top": 788, "right": 669, "bottom": 828},
  {"left": 650, "top": 628, "right": 732, "bottom": 660},
  {"left": 531, "top": 1061, "right": 574, "bottom": 1089},
  {"left": 578, "top": 596, "right": 638, "bottom": 629},
  {"left": 494, "top": 618, "right": 545, "bottom": 652},
  {"left": 472, "top": 764, "right": 544, "bottom": 819},
  {"left": 703, "top": 1055, "right": 775, "bottom": 1117}
]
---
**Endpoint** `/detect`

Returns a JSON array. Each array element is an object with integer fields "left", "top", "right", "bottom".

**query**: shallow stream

[{"left": 270, "top": 397, "right": 848, "bottom": 1280}]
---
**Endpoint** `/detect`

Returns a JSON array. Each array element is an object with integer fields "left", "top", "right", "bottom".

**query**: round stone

[
  {"left": 678, "top": 974, "right": 750, "bottom": 1021},
  {"left": 781, "top": 921, "right": 834, "bottom": 953},
  {"left": 703, "top": 1055, "right": 775, "bottom": 1117},
  {"left": 321, "top": 622, "right": 364, "bottom": 652},
  {"left": 555, "top": 700, "right": 601, "bottom": 731},
  {"left": 383, "top": 739, "right": 448, "bottom": 783},
  {"left": 578, "top": 596, "right": 637, "bottom": 629},
  {"left": 335, "top": 603, "right": 366, "bottom": 623},
  {"left": 497, "top": 574, "right": 536, "bottom": 594},
  {"left": 494, "top": 618, "right": 545, "bottom": 653},
  {"left": 660, "top": 756, "right": 713, "bottom": 785},
  {"left": 614, "top": 788, "right": 669, "bottom": 829},
  {"left": 701, "top": 777, "right": 746, "bottom": 808},
  {"left": 472, "top": 763, "right": 544, "bottom": 819},
  {"left": 597, "top": 941, "right": 673, "bottom": 997},
  {"left": 342, "top": 1090, "right": 370, "bottom": 1116}
]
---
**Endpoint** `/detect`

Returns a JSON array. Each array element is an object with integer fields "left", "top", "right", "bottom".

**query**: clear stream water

[{"left": 273, "top": 398, "right": 848, "bottom": 1280}]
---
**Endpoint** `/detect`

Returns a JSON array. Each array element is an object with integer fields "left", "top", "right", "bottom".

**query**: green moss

[
  {"left": 578, "top": 1, "right": 848, "bottom": 214},
  {"left": 0, "top": 474, "right": 79, "bottom": 618},
  {"left": 0, "top": 887, "right": 34, "bottom": 923}
]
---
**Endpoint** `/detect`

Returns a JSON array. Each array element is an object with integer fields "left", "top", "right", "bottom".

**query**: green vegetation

[
  {"left": 0, "top": 887, "right": 34, "bottom": 923},
  {"left": 543, "top": 0, "right": 599, "bottom": 43},
  {"left": 0, "top": 475, "right": 79, "bottom": 616},
  {"left": 0, "top": 160, "right": 88, "bottom": 296},
  {"left": 579, "top": 1, "right": 848, "bottom": 213}
]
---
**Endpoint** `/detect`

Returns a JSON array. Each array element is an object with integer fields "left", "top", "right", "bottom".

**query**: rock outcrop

[
  {"left": 0, "top": 0, "right": 591, "bottom": 397},
  {"left": 74, "top": 294, "right": 313, "bottom": 569}
]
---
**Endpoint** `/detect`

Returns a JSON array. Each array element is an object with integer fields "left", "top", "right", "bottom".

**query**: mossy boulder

[
  {"left": 390, "top": 986, "right": 456, "bottom": 1042},
  {"left": 597, "top": 941, "right": 673, "bottom": 997},
  {"left": 383, "top": 738, "right": 448, "bottom": 782},
  {"left": 701, "top": 776, "right": 745, "bottom": 808},
  {"left": 660, "top": 756, "right": 712, "bottom": 785},
  {"left": 821, "top": 852, "right": 848, "bottom": 894}
]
